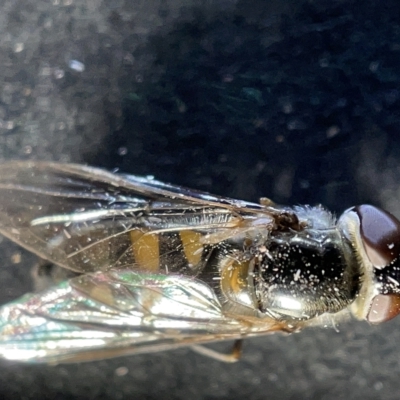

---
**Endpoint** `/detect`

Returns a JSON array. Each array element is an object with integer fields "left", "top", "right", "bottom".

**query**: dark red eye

[
  {"left": 354, "top": 205, "right": 400, "bottom": 267},
  {"left": 367, "top": 294, "right": 400, "bottom": 324}
]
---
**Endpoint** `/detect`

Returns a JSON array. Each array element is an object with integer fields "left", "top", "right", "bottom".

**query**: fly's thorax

[
  {"left": 338, "top": 205, "right": 400, "bottom": 324},
  {"left": 253, "top": 206, "right": 359, "bottom": 322}
]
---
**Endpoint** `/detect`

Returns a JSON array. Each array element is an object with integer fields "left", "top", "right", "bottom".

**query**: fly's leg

[{"left": 190, "top": 339, "right": 243, "bottom": 363}]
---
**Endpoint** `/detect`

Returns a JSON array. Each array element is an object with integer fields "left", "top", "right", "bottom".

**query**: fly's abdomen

[
  {"left": 51, "top": 223, "right": 210, "bottom": 275},
  {"left": 128, "top": 229, "right": 208, "bottom": 274}
]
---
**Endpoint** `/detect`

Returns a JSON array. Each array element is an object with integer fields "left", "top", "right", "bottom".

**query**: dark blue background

[{"left": 1, "top": 1, "right": 400, "bottom": 399}]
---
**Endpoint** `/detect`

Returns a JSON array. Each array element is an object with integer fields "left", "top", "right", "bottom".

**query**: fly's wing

[
  {"left": 0, "top": 269, "right": 285, "bottom": 363},
  {"left": 0, "top": 162, "right": 271, "bottom": 273}
]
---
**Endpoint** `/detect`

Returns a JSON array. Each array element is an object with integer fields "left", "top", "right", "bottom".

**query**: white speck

[
  {"left": 388, "top": 243, "right": 395, "bottom": 249},
  {"left": 68, "top": 60, "right": 85, "bottom": 72},
  {"left": 11, "top": 252, "right": 21, "bottom": 264},
  {"left": 5, "top": 120, "right": 14, "bottom": 130},
  {"left": 369, "top": 61, "right": 380, "bottom": 72},
  {"left": 388, "top": 276, "right": 399, "bottom": 286},
  {"left": 14, "top": 43, "right": 24, "bottom": 53},
  {"left": 326, "top": 125, "right": 340, "bottom": 138},
  {"left": 23, "top": 145, "right": 32, "bottom": 154},
  {"left": 277, "top": 296, "right": 302, "bottom": 311},
  {"left": 258, "top": 245, "right": 267, "bottom": 253},
  {"left": 293, "top": 269, "right": 301, "bottom": 281},
  {"left": 118, "top": 147, "right": 128, "bottom": 156},
  {"left": 54, "top": 68, "right": 65, "bottom": 79},
  {"left": 115, "top": 366, "right": 129, "bottom": 376},
  {"left": 40, "top": 66, "right": 52, "bottom": 76}
]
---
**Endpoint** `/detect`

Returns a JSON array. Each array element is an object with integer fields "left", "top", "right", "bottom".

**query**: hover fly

[{"left": 0, "top": 161, "right": 399, "bottom": 364}]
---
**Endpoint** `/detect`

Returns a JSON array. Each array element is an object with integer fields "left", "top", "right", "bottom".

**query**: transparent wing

[
  {"left": 0, "top": 269, "right": 284, "bottom": 363},
  {"left": 0, "top": 161, "right": 272, "bottom": 273}
]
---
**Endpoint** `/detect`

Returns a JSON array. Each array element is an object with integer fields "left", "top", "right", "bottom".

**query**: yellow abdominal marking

[
  {"left": 221, "top": 260, "right": 250, "bottom": 294},
  {"left": 130, "top": 230, "right": 160, "bottom": 271},
  {"left": 219, "top": 259, "right": 257, "bottom": 312},
  {"left": 179, "top": 230, "right": 204, "bottom": 267}
]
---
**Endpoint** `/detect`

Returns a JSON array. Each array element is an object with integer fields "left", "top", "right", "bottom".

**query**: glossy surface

[
  {"left": 355, "top": 205, "right": 400, "bottom": 267},
  {"left": 367, "top": 294, "right": 400, "bottom": 324},
  {"left": 0, "top": 162, "right": 399, "bottom": 363}
]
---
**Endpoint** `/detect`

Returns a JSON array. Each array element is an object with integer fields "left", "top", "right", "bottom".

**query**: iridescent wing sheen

[
  {"left": 0, "top": 269, "right": 283, "bottom": 363},
  {"left": 0, "top": 161, "right": 271, "bottom": 273}
]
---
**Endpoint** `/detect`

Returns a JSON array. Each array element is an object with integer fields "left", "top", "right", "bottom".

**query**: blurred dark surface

[{"left": 1, "top": 0, "right": 400, "bottom": 399}]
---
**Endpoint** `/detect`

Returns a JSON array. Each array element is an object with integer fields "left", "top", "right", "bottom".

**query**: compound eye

[
  {"left": 367, "top": 294, "right": 400, "bottom": 324},
  {"left": 355, "top": 205, "right": 400, "bottom": 268}
]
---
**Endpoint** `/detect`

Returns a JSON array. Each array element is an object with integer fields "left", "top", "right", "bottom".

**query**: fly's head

[{"left": 338, "top": 205, "right": 400, "bottom": 324}]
